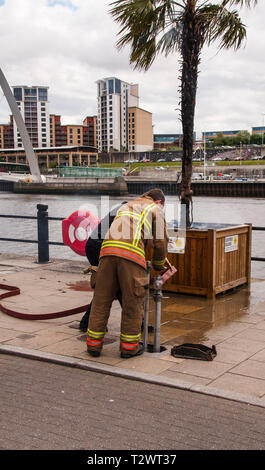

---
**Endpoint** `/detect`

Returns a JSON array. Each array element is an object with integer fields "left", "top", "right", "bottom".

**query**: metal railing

[
  {"left": 0, "top": 204, "right": 264, "bottom": 263},
  {"left": 251, "top": 226, "right": 265, "bottom": 262},
  {"left": 0, "top": 204, "right": 64, "bottom": 263}
]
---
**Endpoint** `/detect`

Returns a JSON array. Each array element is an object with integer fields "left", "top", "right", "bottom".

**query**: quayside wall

[{"left": 0, "top": 178, "right": 265, "bottom": 197}]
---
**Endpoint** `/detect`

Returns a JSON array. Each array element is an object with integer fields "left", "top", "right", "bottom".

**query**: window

[
  {"left": 14, "top": 88, "right": 22, "bottom": 101},
  {"left": 38, "top": 88, "right": 48, "bottom": 101},
  {"left": 108, "top": 79, "right": 114, "bottom": 94},
  {"left": 25, "top": 88, "right": 36, "bottom": 96},
  {"left": 115, "top": 79, "right": 121, "bottom": 94}
]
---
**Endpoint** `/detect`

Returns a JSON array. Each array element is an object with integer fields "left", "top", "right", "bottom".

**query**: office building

[
  {"left": 12, "top": 86, "right": 50, "bottom": 148},
  {"left": 153, "top": 134, "right": 183, "bottom": 150},
  {"left": 97, "top": 77, "right": 152, "bottom": 152},
  {"left": 0, "top": 145, "right": 98, "bottom": 170},
  {"left": 252, "top": 126, "right": 265, "bottom": 136},
  {"left": 202, "top": 130, "right": 247, "bottom": 142}
]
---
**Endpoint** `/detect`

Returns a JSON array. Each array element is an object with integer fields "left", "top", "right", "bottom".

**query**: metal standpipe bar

[
  {"left": 143, "top": 261, "right": 151, "bottom": 352},
  {"left": 153, "top": 274, "right": 163, "bottom": 353},
  {"left": 37, "top": 204, "right": 49, "bottom": 264}
]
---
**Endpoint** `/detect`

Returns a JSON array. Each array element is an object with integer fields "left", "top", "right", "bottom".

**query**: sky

[{"left": 0, "top": 0, "right": 264, "bottom": 138}]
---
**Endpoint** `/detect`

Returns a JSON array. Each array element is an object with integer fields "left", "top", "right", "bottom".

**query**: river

[{"left": 0, "top": 192, "right": 264, "bottom": 270}]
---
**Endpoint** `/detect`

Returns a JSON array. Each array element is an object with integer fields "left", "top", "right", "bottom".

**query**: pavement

[{"left": 1, "top": 252, "right": 265, "bottom": 411}]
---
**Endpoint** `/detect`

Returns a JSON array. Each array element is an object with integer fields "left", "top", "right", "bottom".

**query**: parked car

[{"left": 192, "top": 173, "right": 204, "bottom": 180}]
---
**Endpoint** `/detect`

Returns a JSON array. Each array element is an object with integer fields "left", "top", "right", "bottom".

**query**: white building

[
  {"left": 96, "top": 77, "right": 140, "bottom": 152},
  {"left": 12, "top": 86, "right": 50, "bottom": 148}
]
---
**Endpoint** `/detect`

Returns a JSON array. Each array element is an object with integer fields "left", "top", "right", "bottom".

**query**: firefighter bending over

[{"left": 86, "top": 188, "right": 168, "bottom": 359}]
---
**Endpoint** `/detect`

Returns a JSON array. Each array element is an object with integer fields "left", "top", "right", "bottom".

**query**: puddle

[
  {"left": 66, "top": 280, "right": 93, "bottom": 292},
  {"left": 146, "top": 284, "right": 257, "bottom": 346},
  {"left": 68, "top": 279, "right": 264, "bottom": 351}
]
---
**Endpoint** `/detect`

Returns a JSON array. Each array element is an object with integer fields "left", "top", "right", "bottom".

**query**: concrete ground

[{"left": 1, "top": 253, "right": 265, "bottom": 409}]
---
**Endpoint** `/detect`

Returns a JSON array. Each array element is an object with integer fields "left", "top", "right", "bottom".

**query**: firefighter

[
  {"left": 86, "top": 188, "right": 168, "bottom": 359},
  {"left": 79, "top": 202, "right": 127, "bottom": 332}
]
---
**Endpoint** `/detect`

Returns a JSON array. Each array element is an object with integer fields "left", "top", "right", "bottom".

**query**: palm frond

[
  {"left": 109, "top": 0, "right": 185, "bottom": 70},
  {"left": 198, "top": 5, "right": 247, "bottom": 50},
  {"left": 157, "top": 22, "right": 183, "bottom": 56},
  {"left": 221, "top": 0, "right": 258, "bottom": 7}
]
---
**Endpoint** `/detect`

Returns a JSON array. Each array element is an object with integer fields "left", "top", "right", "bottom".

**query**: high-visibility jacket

[{"left": 99, "top": 196, "right": 168, "bottom": 270}]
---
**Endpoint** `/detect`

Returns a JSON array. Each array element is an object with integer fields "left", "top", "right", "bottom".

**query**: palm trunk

[{"left": 180, "top": 3, "right": 202, "bottom": 228}]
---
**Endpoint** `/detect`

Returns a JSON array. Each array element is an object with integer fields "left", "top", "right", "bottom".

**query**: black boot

[
  {"left": 79, "top": 305, "right": 91, "bottom": 332},
  {"left": 120, "top": 343, "right": 144, "bottom": 359}
]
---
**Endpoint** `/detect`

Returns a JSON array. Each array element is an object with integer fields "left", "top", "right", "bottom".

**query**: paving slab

[{"left": 1, "top": 253, "right": 265, "bottom": 408}]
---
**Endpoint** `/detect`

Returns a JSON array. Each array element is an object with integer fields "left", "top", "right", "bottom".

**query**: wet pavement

[{"left": 1, "top": 253, "right": 265, "bottom": 408}]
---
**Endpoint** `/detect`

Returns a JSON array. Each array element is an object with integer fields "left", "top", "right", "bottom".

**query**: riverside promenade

[{"left": 1, "top": 252, "right": 265, "bottom": 450}]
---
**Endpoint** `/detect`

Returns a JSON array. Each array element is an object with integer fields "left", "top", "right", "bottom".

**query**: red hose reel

[{"left": 62, "top": 210, "right": 100, "bottom": 256}]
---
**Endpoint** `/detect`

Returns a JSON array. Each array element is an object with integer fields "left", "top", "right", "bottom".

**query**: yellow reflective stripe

[
  {"left": 133, "top": 203, "right": 155, "bottom": 246},
  {"left": 102, "top": 240, "right": 145, "bottom": 257},
  {"left": 153, "top": 259, "right": 165, "bottom": 265},
  {"left": 133, "top": 205, "right": 151, "bottom": 245},
  {"left": 87, "top": 329, "right": 105, "bottom": 339},
  {"left": 121, "top": 333, "right": 141, "bottom": 342},
  {"left": 116, "top": 211, "right": 141, "bottom": 220}
]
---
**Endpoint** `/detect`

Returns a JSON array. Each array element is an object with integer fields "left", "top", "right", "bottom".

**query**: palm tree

[{"left": 110, "top": 0, "right": 257, "bottom": 226}]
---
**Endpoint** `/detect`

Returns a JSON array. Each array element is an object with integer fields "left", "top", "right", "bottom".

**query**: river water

[{"left": 0, "top": 192, "right": 264, "bottom": 266}]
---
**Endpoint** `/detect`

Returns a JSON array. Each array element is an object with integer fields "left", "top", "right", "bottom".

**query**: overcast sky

[{"left": 0, "top": 0, "right": 264, "bottom": 138}]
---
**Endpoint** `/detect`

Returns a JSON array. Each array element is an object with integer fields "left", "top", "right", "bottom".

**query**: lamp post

[
  {"left": 203, "top": 133, "right": 207, "bottom": 180},
  {"left": 262, "top": 113, "right": 265, "bottom": 147}
]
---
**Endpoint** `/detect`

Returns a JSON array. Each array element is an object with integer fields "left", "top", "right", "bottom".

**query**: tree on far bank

[{"left": 109, "top": 0, "right": 258, "bottom": 226}]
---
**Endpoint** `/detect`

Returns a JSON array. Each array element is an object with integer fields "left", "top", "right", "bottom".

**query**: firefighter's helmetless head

[{"left": 141, "top": 188, "right": 165, "bottom": 208}]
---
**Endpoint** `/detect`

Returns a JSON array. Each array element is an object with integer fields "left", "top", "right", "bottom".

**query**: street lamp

[
  {"left": 262, "top": 113, "right": 265, "bottom": 146},
  {"left": 203, "top": 132, "right": 207, "bottom": 180}
]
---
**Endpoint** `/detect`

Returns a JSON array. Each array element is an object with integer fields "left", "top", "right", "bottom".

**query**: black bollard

[{"left": 37, "top": 204, "right": 49, "bottom": 263}]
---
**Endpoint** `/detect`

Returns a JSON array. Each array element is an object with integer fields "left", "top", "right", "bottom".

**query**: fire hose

[
  {"left": 0, "top": 259, "right": 177, "bottom": 353},
  {"left": 0, "top": 283, "right": 90, "bottom": 320}
]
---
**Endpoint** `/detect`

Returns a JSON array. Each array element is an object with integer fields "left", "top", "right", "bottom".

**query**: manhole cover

[{"left": 17, "top": 334, "right": 36, "bottom": 340}]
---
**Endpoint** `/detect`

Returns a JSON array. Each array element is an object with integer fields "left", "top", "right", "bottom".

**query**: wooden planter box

[{"left": 147, "top": 224, "right": 252, "bottom": 299}]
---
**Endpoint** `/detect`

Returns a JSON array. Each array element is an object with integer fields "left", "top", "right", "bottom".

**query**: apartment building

[
  {"left": 128, "top": 107, "right": 153, "bottom": 152},
  {"left": 12, "top": 86, "right": 50, "bottom": 148},
  {"left": 50, "top": 115, "right": 97, "bottom": 148},
  {"left": 97, "top": 77, "right": 152, "bottom": 152},
  {"left": 83, "top": 116, "right": 97, "bottom": 148},
  {"left": 0, "top": 116, "right": 15, "bottom": 149}
]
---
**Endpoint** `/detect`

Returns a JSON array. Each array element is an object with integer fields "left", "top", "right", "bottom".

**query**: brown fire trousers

[{"left": 87, "top": 256, "right": 148, "bottom": 355}]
